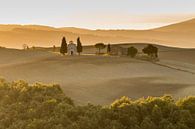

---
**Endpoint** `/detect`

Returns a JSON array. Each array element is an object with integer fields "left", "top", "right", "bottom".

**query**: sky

[{"left": 0, "top": 0, "right": 195, "bottom": 29}]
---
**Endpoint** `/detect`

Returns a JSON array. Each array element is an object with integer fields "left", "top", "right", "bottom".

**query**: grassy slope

[{"left": 0, "top": 45, "right": 195, "bottom": 105}]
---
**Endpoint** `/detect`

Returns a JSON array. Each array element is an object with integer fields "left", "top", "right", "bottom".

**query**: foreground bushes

[{"left": 0, "top": 79, "right": 194, "bottom": 129}]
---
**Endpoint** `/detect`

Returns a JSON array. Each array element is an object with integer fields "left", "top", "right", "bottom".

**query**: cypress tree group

[
  {"left": 107, "top": 43, "right": 111, "bottom": 54},
  {"left": 77, "top": 37, "right": 83, "bottom": 55},
  {"left": 60, "top": 37, "right": 67, "bottom": 55}
]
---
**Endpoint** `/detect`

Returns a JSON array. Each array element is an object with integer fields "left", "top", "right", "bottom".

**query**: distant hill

[
  {"left": 153, "top": 18, "right": 195, "bottom": 32},
  {"left": 0, "top": 18, "right": 195, "bottom": 48}
]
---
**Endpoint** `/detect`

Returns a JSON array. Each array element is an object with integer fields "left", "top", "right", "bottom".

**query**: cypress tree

[
  {"left": 53, "top": 45, "right": 56, "bottom": 52},
  {"left": 77, "top": 37, "right": 83, "bottom": 55},
  {"left": 107, "top": 43, "right": 111, "bottom": 54},
  {"left": 60, "top": 37, "right": 67, "bottom": 55}
]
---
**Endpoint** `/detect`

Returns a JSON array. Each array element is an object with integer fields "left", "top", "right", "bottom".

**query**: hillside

[
  {"left": 0, "top": 45, "right": 195, "bottom": 105},
  {"left": 0, "top": 18, "right": 195, "bottom": 48},
  {"left": 153, "top": 18, "right": 195, "bottom": 32}
]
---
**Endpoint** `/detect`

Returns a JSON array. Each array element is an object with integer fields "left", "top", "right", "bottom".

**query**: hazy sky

[{"left": 0, "top": 0, "right": 195, "bottom": 29}]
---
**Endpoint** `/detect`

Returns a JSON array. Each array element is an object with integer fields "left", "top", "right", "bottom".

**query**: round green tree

[
  {"left": 127, "top": 46, "right": 138, "bottom": 58},
  {"left": 142, "top": 44, "right": 158, "bottom": 58},
  {"left": 95, "top": 43, "right": 106, "bottom": 54}
]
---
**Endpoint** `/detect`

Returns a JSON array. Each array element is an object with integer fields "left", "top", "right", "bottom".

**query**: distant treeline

[
  {"left": 0, "top": 79, "right": 194, "bottom": 129},
  {"left": 22, "top": 36, "right": 159, "bottom": 59}
]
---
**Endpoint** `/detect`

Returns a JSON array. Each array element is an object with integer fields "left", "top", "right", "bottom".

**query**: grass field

[{"left": 0, "top": 44, "right": 195, "bottom": 105}]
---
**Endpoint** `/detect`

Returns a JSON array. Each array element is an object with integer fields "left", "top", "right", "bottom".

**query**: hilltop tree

[
  {"left": 22, "top": 44, "right": 28, "bottom": 50},
  {"left": 95, "top": 43, "right": 106, "bottom": 54},
  {"left": 77, "top": 37, "right": 83, "bottom": 55},
  {"left": 53, "top": 45, "right": 56, "bottom": 52},
  {"left": 142, "top": 44, "right": 158, "bottom": 58},
  {"left": 26, "top": 46, "right": 30, "bottom": 50},
  {"left": 107, "top": 44, "right": 111, "bottom": 54},
  {"left": 127, "top": 46, "right": 138, "bottom": 58},
  {"left": 60, "top": 37, "right": 67, "bottom": 55},
  {"left": 32, "top": 46, "right": 35, "bottom": 50}
]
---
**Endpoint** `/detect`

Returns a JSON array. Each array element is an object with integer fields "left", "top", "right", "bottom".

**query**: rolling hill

[
  {"left": 0, "top": 44, "right": 195, "bottom": 105},
  {"left": 0, "top": 18, "right": 195, "bottom": 48}
]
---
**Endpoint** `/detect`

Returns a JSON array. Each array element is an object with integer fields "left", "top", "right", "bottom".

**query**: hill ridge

[{"left": 0, "top": 18, "right": 195, "bottom": 48}]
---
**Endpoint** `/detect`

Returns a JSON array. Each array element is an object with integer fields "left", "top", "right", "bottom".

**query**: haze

[{"left": 0, "top": 0, "right": 195, "bottom": 29}]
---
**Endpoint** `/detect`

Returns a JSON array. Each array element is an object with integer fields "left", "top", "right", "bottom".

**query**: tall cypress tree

[
  {"left": 60, "top": 37, "right": 67, "bottom": 55},
  {"left": 77, "top": 37, "right": 83, "bottom": 55},
  {"left": 107, "top": 43, "right": 111, "bottom": 54}
]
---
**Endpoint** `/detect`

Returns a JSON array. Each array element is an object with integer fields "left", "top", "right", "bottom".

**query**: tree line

[
  {"left": 23, "top": 37, "right": 158, "bottom": 59},
  {"left": 0, "top": 79, "right": 194, "bottom": 129},
  {"left": 95, "top": 43, "right": 158, "bottom": 58}
]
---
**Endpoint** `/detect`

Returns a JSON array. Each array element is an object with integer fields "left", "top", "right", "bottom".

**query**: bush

[
  {"left": 127, "top": 46, "right": 138, "bottom": 58},
  {"left": 0, "top": 79, "right": 194, "bottom": 129}
]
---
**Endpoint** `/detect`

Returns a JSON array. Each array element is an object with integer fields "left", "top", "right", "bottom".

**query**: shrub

[
  {"left": 0, "top": 80, "right": 194, "bottom": 129},
  {"left": 127, "top": 46, "right": 138, "bottom": 58}
]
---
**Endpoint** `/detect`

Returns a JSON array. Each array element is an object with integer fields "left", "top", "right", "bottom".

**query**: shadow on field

[{"left": 69, "top": 77, "right": 191, "bottom": 105}]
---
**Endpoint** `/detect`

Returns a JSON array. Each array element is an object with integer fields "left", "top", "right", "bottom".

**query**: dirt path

[{"left": 153, "top": 62, "right": 195, "bottom": 75}]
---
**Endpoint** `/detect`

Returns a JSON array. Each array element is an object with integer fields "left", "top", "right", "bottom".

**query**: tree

[
  {"left": 32, "top": 46, "right": 36, "bottom": 50},
  {"left": 77, "top": 37, "right": 83, "bottom": 55},
  {"left": 107, "top": 44, "right": 111, "bottom": 54},
  {"left": 60, "top": 37, "right": 67, "bottom": 55},
  {"left": 53, "top": 45, "right": 56, "bottom": 52},
  {"left": 23, "top": 44, "right": 28, "bottom": 50},
  {"left": 0, "top": 79, "right": 194, "bottom": 129},
  {"left": 95, "top": 43, "right": 106, "bottom": 54},
  {"left": 142, "top": 44, "right": 158, "bottom": 58},
  {"left": 127, "top": 46, "right": 138, "bottom": 58},
  {"left": 27, "top": 46, "right": 30, "bottom": 50}
]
